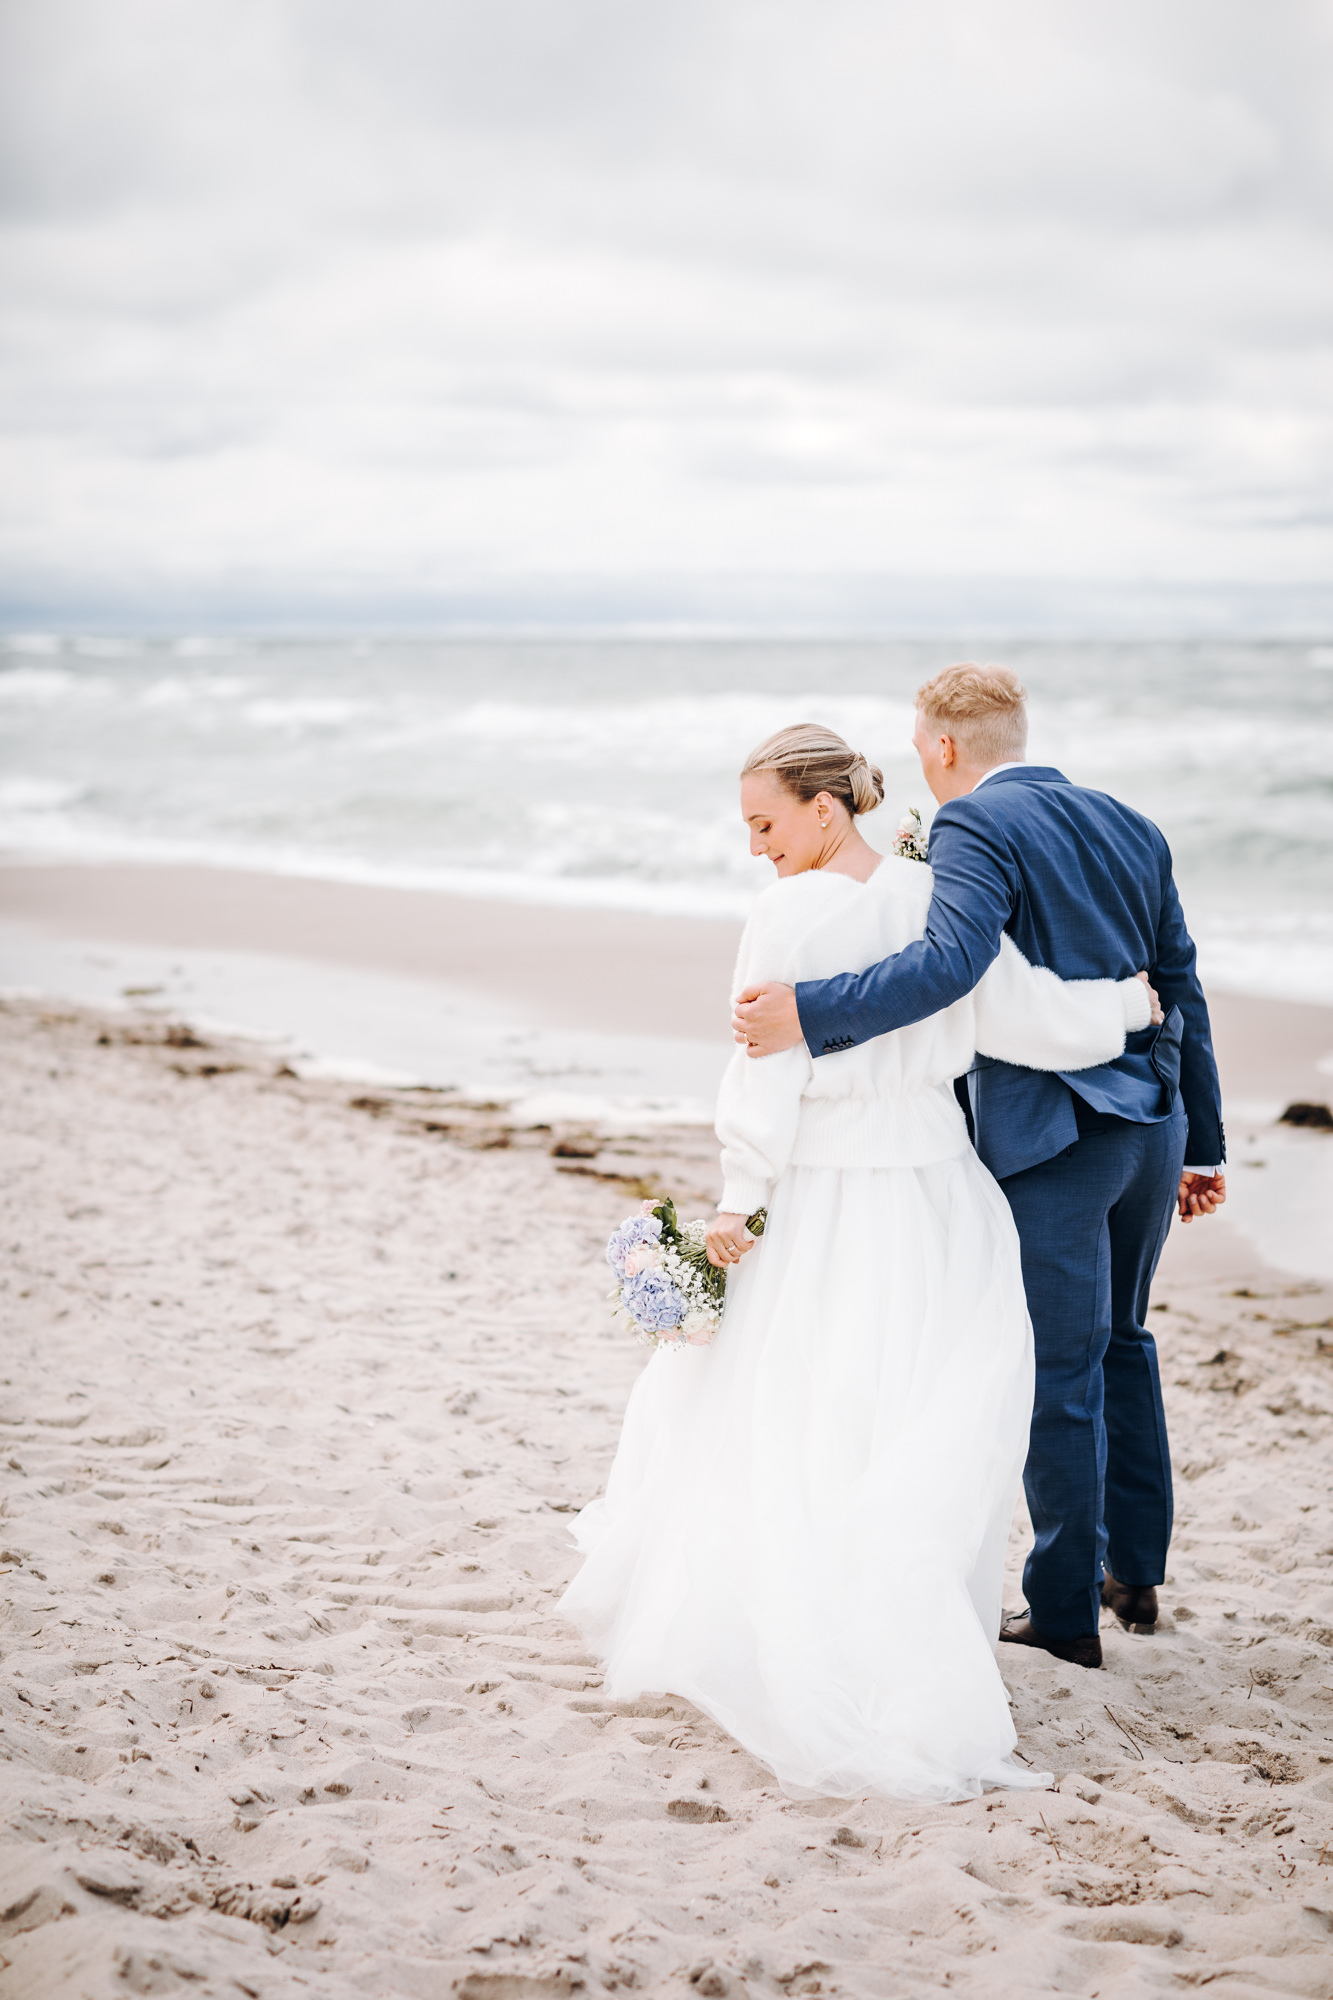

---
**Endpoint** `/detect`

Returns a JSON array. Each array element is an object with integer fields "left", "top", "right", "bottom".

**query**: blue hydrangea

[
  {"left": 605, "top": 1214, "right": 662, "bottom": 1279},
  {"left": 620, "top": 1267, "right": 685, "bottom": 1333}
]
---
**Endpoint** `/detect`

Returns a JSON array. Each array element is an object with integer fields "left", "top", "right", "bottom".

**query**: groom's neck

[{"left": 935, "top": 756, "right": 1018, "bottom": 803}]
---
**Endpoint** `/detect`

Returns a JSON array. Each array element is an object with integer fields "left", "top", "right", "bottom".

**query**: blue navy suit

[{"left": 794, "top": 767, "right": 1224, "bottom": 1639}]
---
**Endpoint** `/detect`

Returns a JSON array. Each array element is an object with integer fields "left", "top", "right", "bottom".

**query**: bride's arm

[
  {"left": 714, "top": 888, "right": 814, "bottom": 1219},
  {"left": 968, "top": 934, "right": 1154, "bottom": 1072},
  {"left": 715, "top": 1042, "right": 811, "bottom": 1215}
]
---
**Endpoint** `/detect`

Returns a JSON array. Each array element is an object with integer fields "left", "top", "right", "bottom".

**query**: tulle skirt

[{"left": 561, "top": 1153, "right": 1052, "bottom": 1803}]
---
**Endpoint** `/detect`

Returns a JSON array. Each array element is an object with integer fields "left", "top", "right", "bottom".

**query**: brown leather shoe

[
  {"left": 1101, "top": 1574, "right": 1158, "bottom": 1634},
  {"left": 999, "top": 1613, "right": 1102, "bottom": 1670}
]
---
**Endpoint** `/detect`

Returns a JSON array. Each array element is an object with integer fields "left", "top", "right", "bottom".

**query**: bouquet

[
  {"left": 892, "top": 806, "right": 929, "bottom": 863},
  {"left": 606, "top": 1197, "right": 767, "bottom": 1351}
]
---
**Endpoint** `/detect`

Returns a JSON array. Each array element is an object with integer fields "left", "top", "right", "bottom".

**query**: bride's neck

[{"left": 813, "top": 822, "right": 880, "bottom": 882}]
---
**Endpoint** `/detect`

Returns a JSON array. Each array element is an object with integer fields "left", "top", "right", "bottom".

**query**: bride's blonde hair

[{"left": 741, "top": 723, "right": 884, "bottom": 818}]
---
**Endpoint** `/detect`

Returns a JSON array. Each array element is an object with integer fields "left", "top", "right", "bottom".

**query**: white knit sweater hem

[
  {"left": 1118, "top": 976, "right": 1152, "bottom": 1034},
  {"left": 789, "top": 1082, "right": 969, "bottom": 1172},
  {"left": 718, "top": 1178, "right": 772, "bottom": 1218}
]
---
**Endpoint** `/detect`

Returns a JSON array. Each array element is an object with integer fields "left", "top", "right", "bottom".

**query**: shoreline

[
  {"left": 0, "top": 857, "right": 743, "bottom": 1114},
  {"left": 4, "top": 854, "right": 1333, "bottom": 1086},
  {"left": 4, "top": 855, "right": 1333, "bottom": 1277},
  {"left": 0, "top": 857, "right": 742, "bottom": 1041}
]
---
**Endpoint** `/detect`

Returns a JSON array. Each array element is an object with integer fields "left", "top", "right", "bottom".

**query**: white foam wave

[
  {"left": 2, "top": 633, "right": 63, "bottom": 655},
  {"left": 1030, "top": 706, "right": 1333, "bottom": 781},
  {"left": 3, "top": 663, "right": 1331, "bottom": 790},
  {"left": 287, "top": 1053, "right": 424, "bottom": 1087},
  {"left": 449, "top": 693, "right": 920, "bottom": 770},
  {"left": 0, "top": 777, "right": 85, "bottom": 812},
  {"left": 497, "top": 1089, "right": 716, "bottom": 1130},
  {"left": 139, "top": 674, "right": 254, "bottom": 707},
  {"left": 1194, "top": 913, "right": 1333, "bottom": 1009},
  {"left": 0, "top": 667, "right": 87, "bottom": 702},
  {"left": 71, "top": 636, "right": 142, "bottom": 658},
  {"left": 241, "top": 696, "right": 370, "bottom": 729},
  {"left": 437, "top": 691, "right": 1333, "bottom": 786},
  {"left": 173, "top": 636, "right": 240, "bottom": 658}
]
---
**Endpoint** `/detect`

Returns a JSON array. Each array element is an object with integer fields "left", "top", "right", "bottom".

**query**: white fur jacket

[{"left": 717, "top": 854, "right": 1151, "bottom": 1215}]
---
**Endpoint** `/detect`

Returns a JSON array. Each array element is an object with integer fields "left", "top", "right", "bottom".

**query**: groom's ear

[{"left": 939, "top": 734, "right": 958, "bottom": 769}]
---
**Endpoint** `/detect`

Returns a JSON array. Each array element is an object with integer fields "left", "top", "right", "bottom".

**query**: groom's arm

[
  {"left": 794, "top": 804, "right": 1018, "bottom": 1057},
  {"left": 1152, "top": 865, "right": 1225, "bottom": 1171}
]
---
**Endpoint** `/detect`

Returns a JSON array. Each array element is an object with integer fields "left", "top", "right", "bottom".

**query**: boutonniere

[{"left": 892, "top": 806, "right": 929, "bottom": 863}]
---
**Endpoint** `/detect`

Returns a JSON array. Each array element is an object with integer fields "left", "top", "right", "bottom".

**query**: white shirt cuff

[
  {"left": 1183, "top": 1165, "right": 1218, "bottom": 1176},
  {"left": 1118, "top": 977, "right": 1152, "bottom": 1033}
]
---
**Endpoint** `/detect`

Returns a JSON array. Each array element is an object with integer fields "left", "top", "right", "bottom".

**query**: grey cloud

[{"left": 0, "top": 0, "right": 1330, "bottom": 619}]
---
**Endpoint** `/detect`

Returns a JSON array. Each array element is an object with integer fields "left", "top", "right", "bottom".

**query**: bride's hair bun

[
  {"left": 846, "top": 751, "right": 885, "bottom": 816},
  {"left": 741, "top": 724, "right": 884, "bottom": 819}
]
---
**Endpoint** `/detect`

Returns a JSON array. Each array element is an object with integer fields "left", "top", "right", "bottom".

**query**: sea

[{"left": 2, "top": 631, "right": 1331, "bottom": 1005}]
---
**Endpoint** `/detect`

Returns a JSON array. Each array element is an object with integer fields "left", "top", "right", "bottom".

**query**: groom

[{"left": 734, "top": 664, "right": 1225, "bottom": 1671}]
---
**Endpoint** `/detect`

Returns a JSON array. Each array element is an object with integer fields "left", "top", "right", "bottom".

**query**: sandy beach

[
  {"left": 6, "top": 0, "right": 1333, "bottom": 1983},
  {"left": 3, "top": 868, "right": 1333, "bottom": 1999}
]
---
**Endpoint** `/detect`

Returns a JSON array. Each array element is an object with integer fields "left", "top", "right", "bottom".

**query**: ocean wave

[
  {"left": 240, "top": 696, "right": 371, "bottom": 730},
  {"left": 3, "top": 639, "right": 1330, "bottom": 1006},
  {"left": 70, "top": 636, "right": 143, "bottom": 658},
  {"left": 449, "top": 693, "right": 856, "bottom": 756},
  {"left": 5, "top": 809, "right": 1333, "bottom": 1004},
  {"left": 2, "top": 632, "right": 64, "bottom": 655},
  {"left": 139, "top": 674, "right": 254, "bottom": 706},
  {"left": 0, "top": 667, "right": 104, "bottom": 703},
  {"left": 173, "top": 636, "right": 241, "bottom": 658},
  {"left": 1194, "top": 925, "right": 1333, "bottom": 1009},
  {"left": 3, "top": 661, "right": 1331, "bottom": 787},
  {"left": 0, "top": 777, "right": 87, "bottom": 813},
  {"left": 1031, "top": 707, "right": 1333, "bottom": 781}
]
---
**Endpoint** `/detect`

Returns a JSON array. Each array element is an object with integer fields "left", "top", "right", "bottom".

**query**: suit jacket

[{"left": 794, "top": 766, "right": 1224, "bottom": 1181}]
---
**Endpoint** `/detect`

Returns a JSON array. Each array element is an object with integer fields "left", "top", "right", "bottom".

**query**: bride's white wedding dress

[{"left": 561, "top": 854, "right": 1151, "bottom": 1803}]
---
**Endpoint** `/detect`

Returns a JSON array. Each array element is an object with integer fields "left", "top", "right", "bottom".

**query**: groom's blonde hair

[{"left": 916, "top": 663, "right": 1028, "bottom": 766}]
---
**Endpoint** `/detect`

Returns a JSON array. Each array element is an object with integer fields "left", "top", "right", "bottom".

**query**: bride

[{"left": 561, "top": 724, "right": 1156, "bottom": 1803}]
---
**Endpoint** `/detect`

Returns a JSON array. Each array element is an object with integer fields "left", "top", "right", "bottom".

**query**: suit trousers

[{"left": 999, "top": 1102, "right": 1188, "bottom": 1638}]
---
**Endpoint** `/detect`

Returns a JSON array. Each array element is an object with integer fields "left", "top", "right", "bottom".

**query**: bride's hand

[
  {"left": 706, "top": 1213, "right": 756, "bottom": 1267},
  {"left": 1135, "top": 970, "right": 1165, "bottom": 1025}
]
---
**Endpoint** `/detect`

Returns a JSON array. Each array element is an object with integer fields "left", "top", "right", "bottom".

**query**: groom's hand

[
  {"left": 732, "top": 982, "right": 804, "bottom": 1057},
  {"left": 1178, "top": 1170, "right": 1226, "bottom": 1223}
]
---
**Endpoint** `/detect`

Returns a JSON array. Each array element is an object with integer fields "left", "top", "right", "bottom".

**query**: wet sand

[{"left": 0, "top": 860, "right": 740, "bottom": 1041}]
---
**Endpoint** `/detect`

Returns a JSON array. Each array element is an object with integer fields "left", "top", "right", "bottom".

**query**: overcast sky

[{"left": 1, "top": 0, "right": 1331, "bottom": 627}]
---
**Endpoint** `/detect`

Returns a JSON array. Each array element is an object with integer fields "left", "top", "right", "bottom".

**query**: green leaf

[{"left": 651, "top": 1197, "right": 679, "bottom": 1243}]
